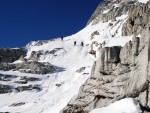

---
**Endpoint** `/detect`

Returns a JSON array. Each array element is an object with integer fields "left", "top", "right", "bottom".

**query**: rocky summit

[{"left": 0, "top": 0, "right": 150, "bottom": 113}]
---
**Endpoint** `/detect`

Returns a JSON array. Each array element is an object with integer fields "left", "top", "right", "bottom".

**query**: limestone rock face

[
  {"left": 122, "top": 2, "right": 150, "bottom": 36},
  {"left": 87, "top": 0, "right": 129, "bottom": 25},
  {"left": 61, "top": 0, "right": 150, "bottom": 112},
  {"left": 87, "top": 0, "right": 150, "bottom": 36},
  {"left": 29, "top": 51, "right": 40, "bottom": 62},
  {"left": 61, "top": 22, "right": 150, "bottom": 113}
]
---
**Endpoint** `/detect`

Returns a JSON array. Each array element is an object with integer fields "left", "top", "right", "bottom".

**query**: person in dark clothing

[
  {"left": 61, "top": 36, "right": 63, "bottom": 41},
  {"left": 100, "top": 43, "right": 102, "bottom": 48},
  {"left": 74, "top": 41, "right": 76, "bottom": 46},
  {"left": 81, "top": 42, "right": 84, "bottom": 47},
  {"left": 102, "top": 41, "right": 106, "bottom": 46}
]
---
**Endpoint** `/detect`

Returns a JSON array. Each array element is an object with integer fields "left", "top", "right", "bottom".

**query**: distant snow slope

[
  {"left": 138, "top": 0, "right": 149, "bottom": 3},
  {"left": 90, "top": 98, "right": 141, "bottom": 113},
  {"left": 0, "top": 14, "right": 134, "bottom": 113},
  {"left": 132, "top": 0, "right": 149, "bottom": 3}
]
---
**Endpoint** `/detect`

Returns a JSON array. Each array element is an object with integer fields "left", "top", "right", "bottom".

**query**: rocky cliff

[
  {"left": 61, "top": 0, "right": 150, "bottom": 113},
  {"left": 0, "top": 48, "right": 26, "bottom": 63},
  {"left": 88, "top": 0, "right": 150, "bottom": 36}
]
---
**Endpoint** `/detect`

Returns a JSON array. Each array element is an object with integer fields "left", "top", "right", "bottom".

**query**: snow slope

[
  {"left": 135, "top": 0, "right": 149, "bottom": 3},
  {"left": 90, "top": 98, "right": 141, "bottom": 113},
  {"left": 0, "top": 14, "right": 134, "bottom": 113}
]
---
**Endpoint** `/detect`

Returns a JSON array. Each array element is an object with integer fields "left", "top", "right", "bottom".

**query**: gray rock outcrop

[
  {"left": 29, "top": 51, "right": 40, "bottom": 62},
  {"left": 17, "top": 61, "right": 55, "bottom": 74},
  {"left": 0, "top": 72, "right": 43, "bottom": 94},
  {"left": 0, "top": 74, "right": 17, "bottom": 81},
  {"left": 16, "top": 84, "right": 41, "bottom": 92},
  {"left": 0, "top": 84, "right": 12, "bottom": 94},
  {"left": 19, "top": 55, "right": 26, "bottom": 62},
  {"left": 28, "top": 48, "right": 64, "bottom": 62},
  {"left": 10, "top": 102, "right": 26, "bottom": 107},
  {"left": 122, "top": 2, "right": 150, "bottom": 36},
  {"left": 0, "top": 61, "right": 56, "bottom": 74},
  {"left": 0, "top": 48, "right": 26, "bottom": 63},
  {"left": 87, "top": 0, "right": 150, "bottom": 37},
  {"left": 76, "top": 67, "right": 86, "bottom": 73},
  {"left": 91, "top": 31, "right": 100, "bottom": 40}
]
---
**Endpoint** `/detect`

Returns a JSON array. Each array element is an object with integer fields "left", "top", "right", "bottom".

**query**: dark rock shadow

[
  {"left": 0, "top": 62, "right": 66, "bottom": 75},
  {"left": 53, "top": 66, "right": 66, "bottom": 73}
]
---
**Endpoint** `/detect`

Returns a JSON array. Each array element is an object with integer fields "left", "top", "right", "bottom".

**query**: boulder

[
  {"left": 0, "top": 84, "right": 12, "bottom": 94},
  {"left": 0, "top": 73, "right": 17, "bottom": 81},
  {"left": 14, "top": 80, "right": 28, "bottom": 84},
  {"left": 10, "top": 102, "right": 25, "bottom": 107},
  {"left": 16, "top": 85, "right": 41, "bottom": 92},
  {"left": 20, "top": 76, "right": 40, "bottom": 81},
  {"left": 91, "top": 31, "right": 100, "bottom": 39},
  {"left": 76, "top": 67, "right": 86, "bottom": 73}
]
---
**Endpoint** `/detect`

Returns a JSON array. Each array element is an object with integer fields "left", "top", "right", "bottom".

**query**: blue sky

[{"left": 0, "top": 0, "right": 102, "bottom": 48}]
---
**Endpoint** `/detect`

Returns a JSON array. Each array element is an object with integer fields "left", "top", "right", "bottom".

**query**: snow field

[{"left": 0, "top": 14, "right": 135, "bottom": 113}]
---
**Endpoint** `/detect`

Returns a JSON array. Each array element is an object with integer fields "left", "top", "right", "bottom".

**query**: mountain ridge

[
  {"left": 61, "top": 0, "right": 150, "bottom": 113},
  {"left": 0, "top": 0, "right": 149, "bottom": 113}
]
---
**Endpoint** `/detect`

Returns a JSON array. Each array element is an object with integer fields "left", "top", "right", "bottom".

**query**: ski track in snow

[{"left": 0, "top": 14, "right": 134, "bottom": 113}]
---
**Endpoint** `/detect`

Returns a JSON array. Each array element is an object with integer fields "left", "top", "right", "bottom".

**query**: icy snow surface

[
  {"left": 0, "top": 14, "right": 134, "bottom": 113},
  {"left": 137, "top": 0, "right": 149, "bottom": 3},
  {"left": 90, "top": 98, "right": 141, "bottom": 113}
]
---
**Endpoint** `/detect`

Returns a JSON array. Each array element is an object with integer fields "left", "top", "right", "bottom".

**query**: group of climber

[
  {"left": 60, "top": 36, "right": 108, "bottom": 58},
  {"left": 74, "top": 41, "right": 84, "bottom": 46},
  {"left": 60, "top": 35, "right": 140, "bottom": 59},
  {"left": 61, "top": 36, "right": 84, "bottom": 47}
]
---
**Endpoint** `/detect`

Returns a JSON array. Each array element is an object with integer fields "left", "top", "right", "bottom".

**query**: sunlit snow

[
  {"left": 90, "top": 98, "right": 141, "bottom": 113},
  {"left": 0, "top": 14, "right": 135, "bottom": 113}
]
